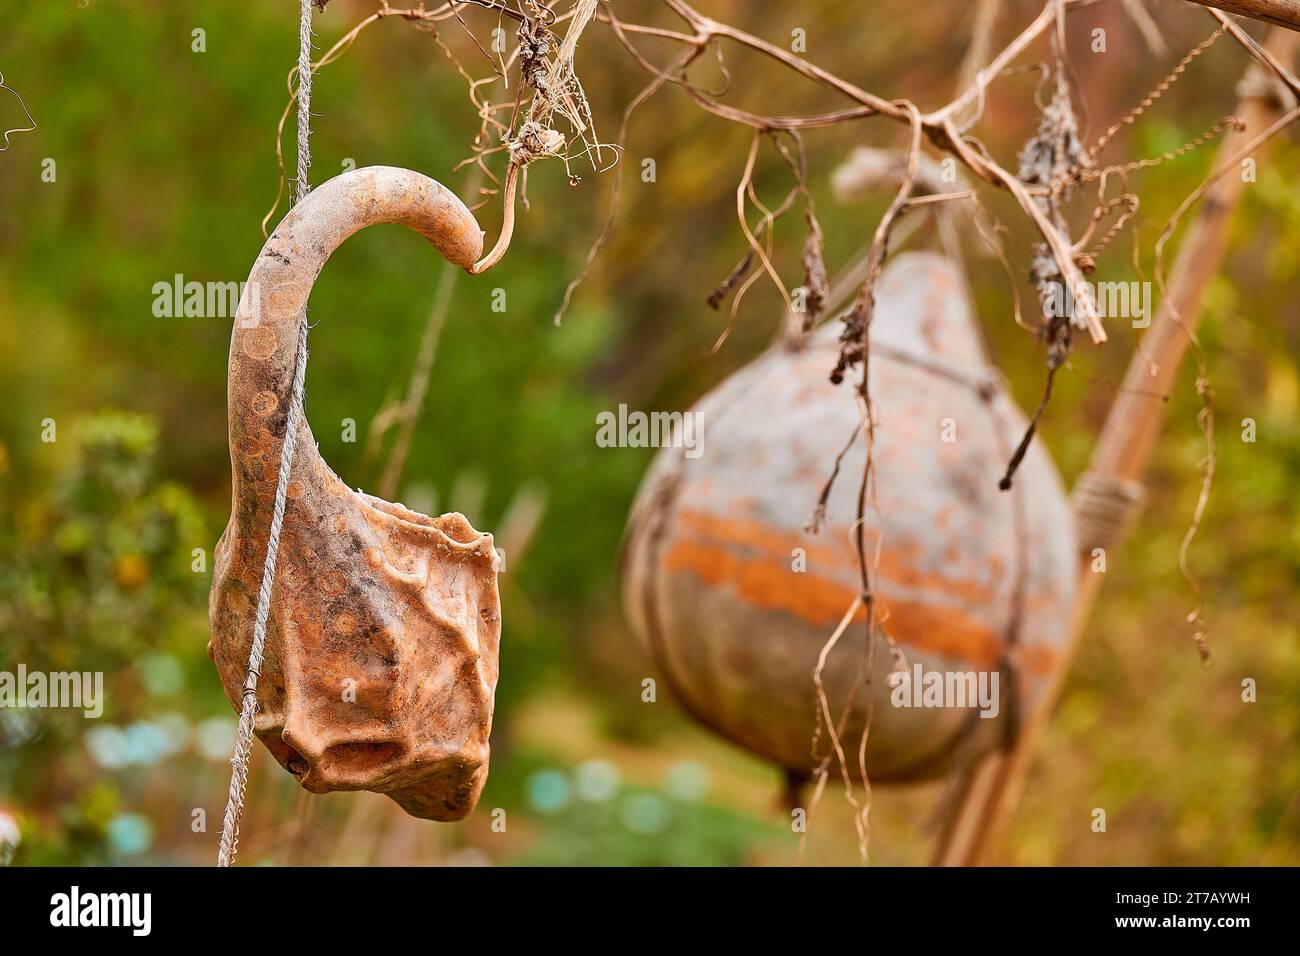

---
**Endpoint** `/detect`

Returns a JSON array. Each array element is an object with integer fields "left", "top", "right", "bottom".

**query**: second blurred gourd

[{"left": 623, "top": 252, "right": 1076, "bottom": 782}]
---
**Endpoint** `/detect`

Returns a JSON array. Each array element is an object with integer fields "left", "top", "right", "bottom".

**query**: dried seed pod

[
  {"left": 623, "top": 253, "right": 1076, "bottom": 782},
  {"left": 209, "top": 167, "right": 501, "bottom": 821}
]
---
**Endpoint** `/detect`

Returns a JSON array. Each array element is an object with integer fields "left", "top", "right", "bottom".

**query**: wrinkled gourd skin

[
  {"left": 623, "top": 253, "right": 1077, "bottom": 783},
  {"left": 208, "top": 167, "right": 501, "bottom": 821}
]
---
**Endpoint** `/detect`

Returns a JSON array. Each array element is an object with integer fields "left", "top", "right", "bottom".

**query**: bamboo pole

[{"left": 933, "top": 27, "right": 1299, "bottom": 867}]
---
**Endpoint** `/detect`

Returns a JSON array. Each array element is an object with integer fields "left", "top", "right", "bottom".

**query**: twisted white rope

[{"left": 217, "top": 0, "right": 314, "bottom": 868}]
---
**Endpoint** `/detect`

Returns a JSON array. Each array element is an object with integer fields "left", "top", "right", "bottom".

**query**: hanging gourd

[
  {"left": 208, "top": 166, "right": 502, "bottom": 822},
  {"left": 623, "top": 252, "right": 1076, "bottom": 782}
]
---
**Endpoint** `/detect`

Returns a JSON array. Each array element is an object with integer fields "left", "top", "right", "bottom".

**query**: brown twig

[{"left": 1185, "top": 0, "right": 1300, "bottom": 31}]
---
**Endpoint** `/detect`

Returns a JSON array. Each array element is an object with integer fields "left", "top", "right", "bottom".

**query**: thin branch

[{"left": 1186, "top": 0, "right": 1300, "bottom": 31}]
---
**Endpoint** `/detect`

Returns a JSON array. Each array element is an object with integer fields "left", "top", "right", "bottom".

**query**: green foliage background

[{"left": 0, "top": 0, "right": 1296, "bottom": 865}]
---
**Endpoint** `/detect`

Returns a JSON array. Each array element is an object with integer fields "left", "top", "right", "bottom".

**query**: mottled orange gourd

[{"left": 208, "top": 167, "right": 501, "bottom": 821}]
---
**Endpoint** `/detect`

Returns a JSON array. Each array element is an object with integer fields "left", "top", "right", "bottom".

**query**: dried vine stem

[
  {"left": 0, "top": 71, "right": 37, "bottom": 151},
  {"left": 1088, "top": 25, "right": 1229, "bottom": 160},
  {"left": 469, "top": 0, "right": 605, "bottom": 273}
]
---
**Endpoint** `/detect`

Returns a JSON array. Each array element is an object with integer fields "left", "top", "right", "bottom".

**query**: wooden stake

[{"left": 933, "top": 27, "right": 1300, "bottom": 867}]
